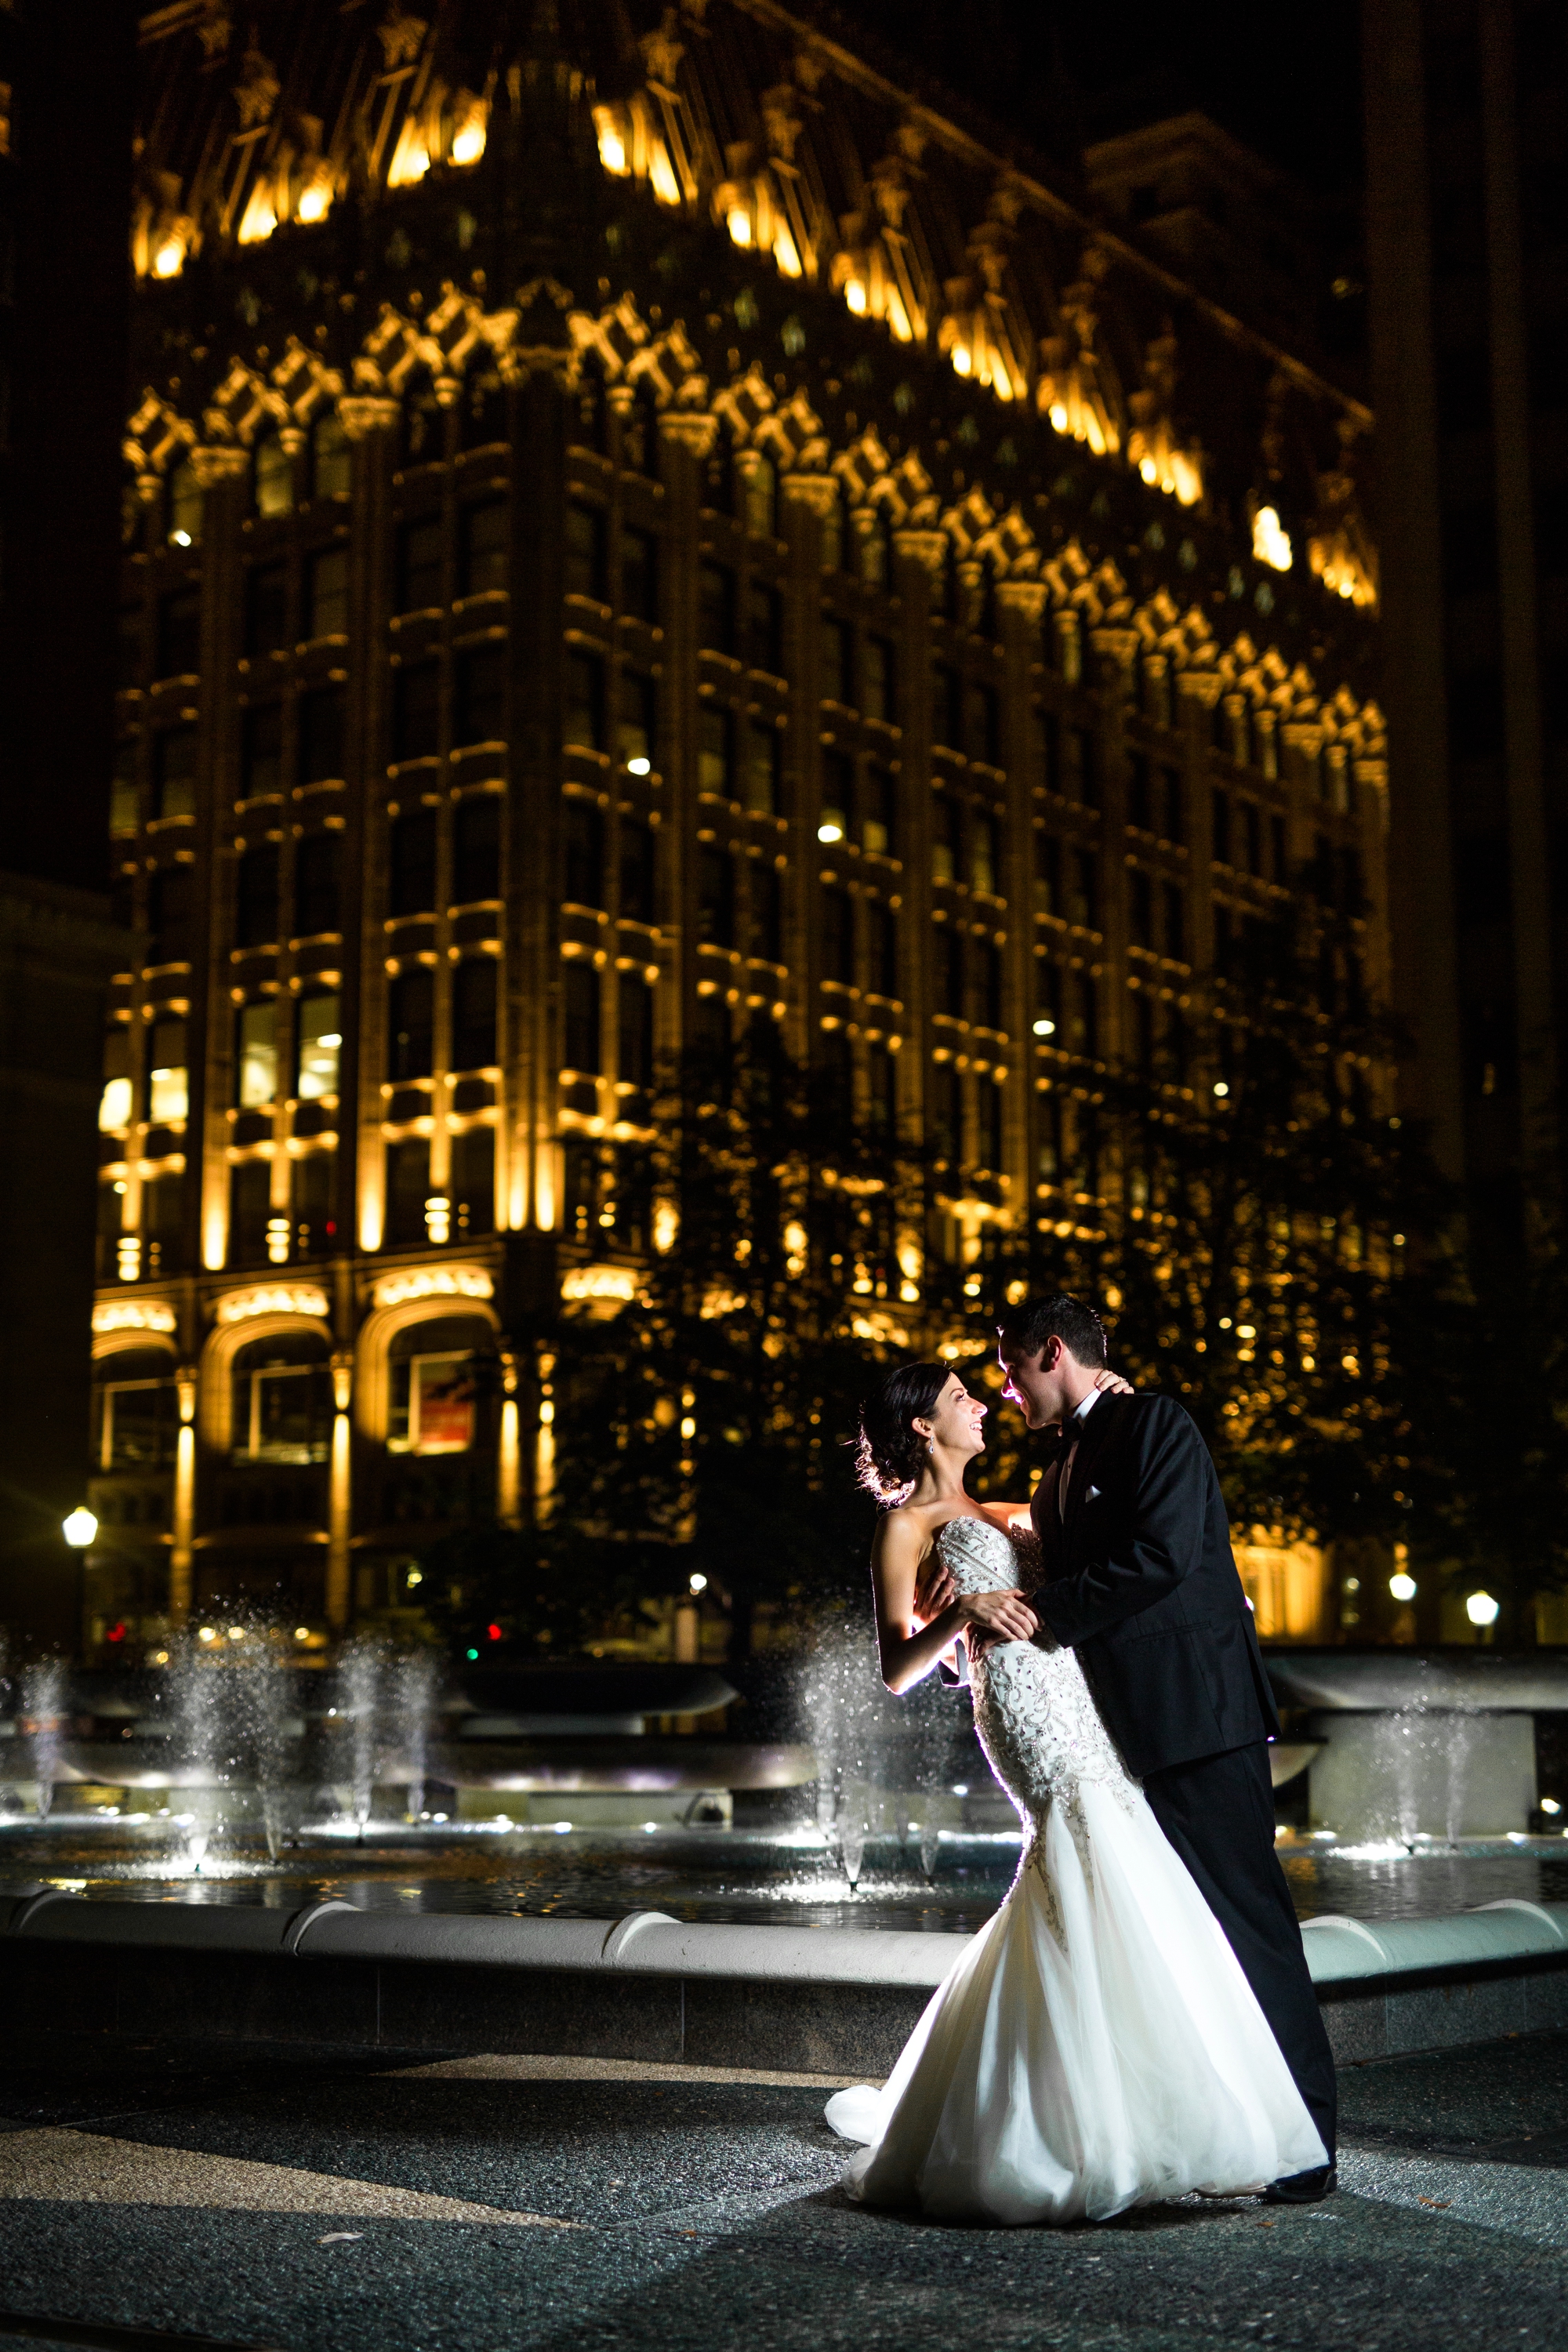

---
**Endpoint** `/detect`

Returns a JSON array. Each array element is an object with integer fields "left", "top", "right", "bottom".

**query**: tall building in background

[
  {"left": 1363, "top": 0, "right": 1565, "bottom": 1243},
  {"left": 0, "top": 2, "right": 135, "bottom": 1656},
  {"left": 78, "top": 0, "right": 1382, "bottom": 1658}
]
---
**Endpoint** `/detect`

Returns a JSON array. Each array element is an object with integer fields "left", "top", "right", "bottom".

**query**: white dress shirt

[{"left": 1057, "top": 1387, "right": 1101, "bottom": 1522}]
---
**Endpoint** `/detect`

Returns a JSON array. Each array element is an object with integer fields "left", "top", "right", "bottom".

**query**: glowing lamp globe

[
  {"left": 62, "top": 1507, "right": 97, "bottom": 1549},
  {"left": 1465, "top": 1591, "right": 1500, "bottom": 1628}
]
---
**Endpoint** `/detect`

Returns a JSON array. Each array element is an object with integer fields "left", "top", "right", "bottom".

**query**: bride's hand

[
  {"left": 956, "top": 1588, "right": 1039, "bottom": 1646},
  {"left": 1092, "top": 1367, "right": 1134, "bottom": 1397}
]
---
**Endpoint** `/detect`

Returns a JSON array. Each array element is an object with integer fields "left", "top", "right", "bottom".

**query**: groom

[{"left": 918, "top": 1291, "right": 1337, "bottom": 2201}]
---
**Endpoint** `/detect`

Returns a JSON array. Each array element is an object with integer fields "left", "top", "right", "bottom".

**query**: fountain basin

[
  {"left": 4, "top": 1887, "right": 1567, "bottom": 2076},
  {"left": 1265, "top": 1650, "right": 1568, "bottom": 1711}
]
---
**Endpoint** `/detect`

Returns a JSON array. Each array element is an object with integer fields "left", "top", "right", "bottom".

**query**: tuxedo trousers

[{"left": 1142, "top": 1740, "right": 1337, "bottom": 2160}]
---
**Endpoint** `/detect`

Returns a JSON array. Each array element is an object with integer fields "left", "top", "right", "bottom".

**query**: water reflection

[{"left": 5, "top": 1820, "right": 1567, "bottom": 1935}]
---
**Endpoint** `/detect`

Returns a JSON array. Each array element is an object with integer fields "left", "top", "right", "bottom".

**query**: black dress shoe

[{"left": 1262, "top": 2163, "right": 1338, "bottom": 2205}]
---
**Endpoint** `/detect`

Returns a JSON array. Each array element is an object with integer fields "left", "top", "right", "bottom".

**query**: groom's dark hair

[{"left": 997, "top": 1292, "right": 1108, "bottom": 1369}]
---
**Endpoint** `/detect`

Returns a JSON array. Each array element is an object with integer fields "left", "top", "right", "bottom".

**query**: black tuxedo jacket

[{"left": 1030, "top": 1391, "right": 1280, "bottom": 1777}]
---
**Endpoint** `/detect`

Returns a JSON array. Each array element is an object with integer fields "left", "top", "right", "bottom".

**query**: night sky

[{"left": 832, "top": 0, "right": 1365, "bottom": 201}]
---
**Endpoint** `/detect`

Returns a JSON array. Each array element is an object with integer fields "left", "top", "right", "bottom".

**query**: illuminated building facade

[{"left": 85, "top": 0, "right": 1384, "bottom": 1651}]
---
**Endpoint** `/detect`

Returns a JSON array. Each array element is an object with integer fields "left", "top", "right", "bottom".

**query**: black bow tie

[{"left": 1058, "top": 1419, "right": 1084, "bottom": 1450}]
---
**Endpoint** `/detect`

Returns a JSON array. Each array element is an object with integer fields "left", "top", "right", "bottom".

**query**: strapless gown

[{"left": 825, "top": 1514, "right": 1326, "bottom": 2224}]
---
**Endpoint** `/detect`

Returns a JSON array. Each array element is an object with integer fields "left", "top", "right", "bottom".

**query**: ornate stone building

[{"left": 85, "top": 0, "right": 1384, "bottom": 1653}]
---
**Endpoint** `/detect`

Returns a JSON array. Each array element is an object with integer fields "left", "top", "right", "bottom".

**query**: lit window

[
  {"left": 387, "top": 1352, "right": 476, "bottom": 1455},
  {"left": 147, "top": 1016, "right": 188, "bottom": 1123},
  {"left": 236, "top": 1000, "right": 278, "bottom": 1109},
  {"left": 234, "top": 1351, "right": 332, "bottom": 1463},
  {"left": 312, "top": 413, "right": 350, "bottom": 500},
  {"left": 253, "top": 435, "right": 294, "bottom": 519},
  {"left": 167, "top": 462, "right": 202, "bottom": 549},
  {"left": 100, "top": 1028, "right": 132, "bottom": 1131},
  {"left": 100, "top": 1377, "right": 178, "bottom": 1471}
]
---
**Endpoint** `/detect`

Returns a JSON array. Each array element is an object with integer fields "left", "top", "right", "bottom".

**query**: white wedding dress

[{"left": 825, "top": 1515, "right": 1326, "bottom": 2224}]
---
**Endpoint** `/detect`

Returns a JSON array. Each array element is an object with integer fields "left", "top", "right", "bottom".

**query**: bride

[{"left": 824, "top": 1359, "right": 1327, "bottom": 2226}]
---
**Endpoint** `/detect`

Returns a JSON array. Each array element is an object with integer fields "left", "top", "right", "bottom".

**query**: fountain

[
  {"left": 20, "top": 1663, "right": 64, "bottom": 1823},
  {"left": 1265, "top": 1650, "right": 1568, "bottom": 1842}
]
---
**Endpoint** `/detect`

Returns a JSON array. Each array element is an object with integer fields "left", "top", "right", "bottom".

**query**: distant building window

[
  {"left": 563, "top": 799, "right": 605, "bottom": 909},
  {"left": 99, "top": 1026, "right": 132, "bottom": 1131},
  {"left": 743, "top": 457, "right": 776, "bottom": 537},
  {"left": 306, "top": 546, "right": 348, "bottom": 640},
  {"left": 241, "top": 702, "right": 283, "bottom": 798},
  {"left": 618, "top": 974, "right": 653, "bottom": 1089},
  {"left": 297, "top": 828, "right": 343, "bottom": 936},
  {"left": 754, "top": 862, "right": 782, "bottom": 964},
  {"left": 253, "top": 434, "right": 294, "bottom": 518},
  {"left": 821, "top": 882, "right": 851, "bottom": 985},
  {"left": 454, "top": 644, "right": 505, "bottom": 746},
  {"left": 743, "top": 581, "right": 781, "bottom": 674},
  {"left": 971, "top": 811, "right": 999, "bottom": 896},
  {"left": 698, "top": 705, "right": 734, "bottom": 798},
  {"left": 820, "top": 615, "right": 851, "bottom": 706},
  {"left": 236, "top": 842, "right": 280, "bottom": 948},
  {"left": 100, "top": 1376, "right": 179, "bottom": 1472},
  {"left": 619, "top": 818, "right": 654, "bottom": 924},
  {"left": 744, "top": 722, "right": 779, "bottom": 816},
  {"left": 616, "top": 672, "right": 655, "bottom": 771},
  {"left": 564, "top": 503, "right": 607, "bottom": 602},
  {"left": 167, "top": 462, "right": 202, "bottom": 549},
  {"left": 863, "top": 636, "right": 895, "bottom": 724},
  {"left": 459, "top": 500, "right": 508, "bottom": 598},
  {"left": 299, "top": 685, "right": 345, "bottom": 785},
  {"left": 154, "top": 726, "right": 198, "bottom": 820},
  {"left": 564, "top": 650, "right": 604, "bottom": 751},
  {"left": 296, "top": 991, "right": 342, "bottom": 1101},
  {"left": 697, "top": 844, "right": 735, "bottom": 949},
  {"left": 397, "top": 516, "right": 444, "bottom": 614},
  {"left": 394, "top": 660, "right": 441, "bottom": 763},
  {"left": 385, "top": 1136, "right": 432, "bottom": 1246},
  {"left": 390, "top": 808, "right": 437, "bottom": 915},
  {"left": 156, "top": 588, "right": 201, "bottom": 680},
  {"left": 388, "top": 967, "right": 434, "bottom": 1080},
  {"left": 388, "top": 1352, "right": 476, "bottom": 1455},
  {"left": 453, "top": 794, "right": 501, "bottom": 903},
  {"left": 235, "top": 1000, "right": 277, "bottom": 1109},
  {"left": 931, "top": 793, "right": 957, "bottom": 886},
  {"left": 232, "top": 1342, "right": 332, "bottom": 1464},
  {"left": 245, "top": 561, "right": 289, "bottom": 658},
  {"left": 146, "top": 1015, "right": 187, "bottom": 1123},
  {"left": 452, "top": 958, "right": 497, "bottom": 1069},
  {"left": 148, "top": 866, "right": 191, "bottom": 964},
  {"left": 699, "top": 561, "right": 735, "bottom": 654},
  {"left": 227, "top": 1159, "right": 271, "bottom": 1267},
  {"left": 449, "top": 1128, "right": 494, "bottom": 1236},
  {"left": 292, "top": 1148, "right": 335, "bottom": 1254},
  {"left": 564, "top": 961, "right": 601, "bottom": 1073},
  {"left": 862, "top": 764, "right": 895, "bottom": 858},
  {"left": 933, "top": 664, "right": 962, "bottom": 753},
  {"left": 312, "top": 412, "right": 350, "bottom": 500},
  {"left": 620, "top": 528, "right": 658, "bottom": 622},
  {"left": 869, "top": 901, "right": 898, "bottom": 997}
]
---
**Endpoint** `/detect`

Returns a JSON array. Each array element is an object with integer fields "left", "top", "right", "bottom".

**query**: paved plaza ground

[{"left": 1, "top": 2027, "right": 1566, "bottom": 2350}]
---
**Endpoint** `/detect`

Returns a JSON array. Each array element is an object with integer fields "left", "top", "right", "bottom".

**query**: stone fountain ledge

[{"left": 3, "top": 1889, "right": 1568, "bottom": 2077}]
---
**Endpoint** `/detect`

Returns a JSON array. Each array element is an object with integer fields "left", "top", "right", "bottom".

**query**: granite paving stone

[{"left": 0, "top": 2031, "right": 1565, "bottom": 2350}]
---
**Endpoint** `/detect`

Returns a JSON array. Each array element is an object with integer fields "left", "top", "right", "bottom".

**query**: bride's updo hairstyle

[{"left": 855, "top": 1359, "right": 951, "bottom": 1504}]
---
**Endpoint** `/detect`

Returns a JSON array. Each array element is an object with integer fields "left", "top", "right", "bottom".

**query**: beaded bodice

[{"left": 935, "top": 1516, "right": 1138, "bottom": 1846}]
